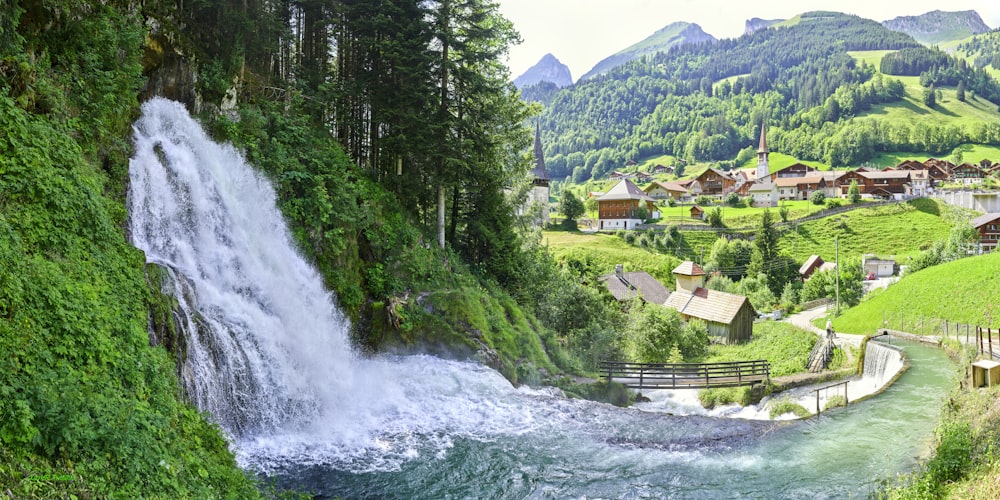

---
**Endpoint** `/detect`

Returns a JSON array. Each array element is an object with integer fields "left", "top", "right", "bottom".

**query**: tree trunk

[{"left": 438, "top": 184, "right": 446, "bottom": 249}]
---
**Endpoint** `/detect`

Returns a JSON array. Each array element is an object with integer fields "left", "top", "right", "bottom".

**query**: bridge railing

[{"left": 599, "top": 360, "right": 770, "bottom": 390}]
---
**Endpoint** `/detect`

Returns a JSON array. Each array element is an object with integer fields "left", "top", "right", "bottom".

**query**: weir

[{"left": 862, "top": 339, "right": 906, "bottom": 388}]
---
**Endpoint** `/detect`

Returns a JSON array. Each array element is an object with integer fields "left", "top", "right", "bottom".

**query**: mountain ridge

[
  {"left": 579, "top": 21, "right": 716, "bottom": 81},
  {"left": 882, "top": 10, "right": 991, "bottom": 45},
  {"left": 514, "top": 53, "right": 573, "bottom": 89}
]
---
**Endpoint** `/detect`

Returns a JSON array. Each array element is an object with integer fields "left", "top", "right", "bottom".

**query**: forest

[{"left": 528, "top": 12, "right": 1000, "bottom": 180}]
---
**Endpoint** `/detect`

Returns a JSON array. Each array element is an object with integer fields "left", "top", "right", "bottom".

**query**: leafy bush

[
  {"left": 699, "top": 386, "right": 753, "bottom": 408},
  {"left": 696, "top": 195, "right": 715, "bottom": 206},
  {"left": 770, "top": 399, "right": 812, "bottom": 418},
  {"left": 810, "top": 190, "right": 827, "bottom": 205},
  {"left": 725, "top": 192, "right": 742, "bottom": 207},
  {"left": 926, "top": 421, "right": 973, "bottom": 485}
]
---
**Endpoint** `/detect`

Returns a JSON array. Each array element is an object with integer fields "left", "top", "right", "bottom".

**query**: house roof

[
  {"left": 971, "top": 213, "right": 1000, "bottom": 229},
  {"left": 598, "top": 179, "right": 655, "bottom": 202},
  {"left": 672, "top": 261, "right": 706, "bottom": 277},
  {"left": 749, "top": 181, "right": 776, "bottom": 192},
  {"left": 599, "top": 271, "right": 671, "bottom": 305},
  {"left": 799, "top": 255, "right": 824, "bottom": 275},
  {"left": 859, "top": 170, "right": 911, "bottom": 180},
  {"left": 645, "top": 180, "right": 689, "bottom": 194},
  {"left": 664, "top": 287, "right": 750, "bottom": 325},
  {"left": 774, "top": 174, "right": 824, "bottom": 187}
]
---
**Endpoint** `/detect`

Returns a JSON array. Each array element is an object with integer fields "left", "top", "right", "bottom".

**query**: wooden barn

[{"left": 662, "top": 262, "right": 755, "bottom": 343}]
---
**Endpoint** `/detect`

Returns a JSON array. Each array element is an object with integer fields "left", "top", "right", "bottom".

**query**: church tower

[
  {"left": 530, "top": 122, "right": 550, "bottom": 225},
  {"left": 756, "top": 122, "right": 770, "bottom": 180}
]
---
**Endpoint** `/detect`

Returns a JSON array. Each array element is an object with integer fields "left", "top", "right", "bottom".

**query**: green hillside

[
  {"left": 542, "top": 231, "right": 681, "bottom": 285},
  {"left": 777, "top": 198, "right": 963, "bottom": 263},
  {"left": 833, "top": 251, "right": 1000, "bottom": 334},
  {"left": 580, "top": 22, "right": 716, "bottom": 80}
]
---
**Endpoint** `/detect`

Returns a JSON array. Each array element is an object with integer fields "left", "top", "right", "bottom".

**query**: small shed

[
  {"left": 972, "top": 360, "right": 1000, "bottom": 388},
  {"left": 690, "top": 205, "right": 705, "bottom": 220}
]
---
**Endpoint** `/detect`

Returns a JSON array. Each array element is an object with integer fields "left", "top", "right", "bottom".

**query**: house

[
  {"left": 690, "top": 205, "right": 705, "bottom": 220},
  {"left": 644, "top": 181, "right": 689, "bottom": 201},
  {"left": 749, "top": 181, "right": 778, "bottom": 207},
  {"left": 774, "top": 175, "right": 827, "bottom": 201},
  {"left": 924, "top": 158, "right": 955, "bottom": 179},
  {"left": 908, "top": 170, "right": 930, "bottom": 196},
  {"left": 799, "top": 255, "right": 825, "bottom": 281},
  {"left": 972, "top": 213, "right": 1000, "bottom": 253},
  {"left": 599, "top": 265, "right": 672, "bottom": 305},
  {"left": 691, "top": 168, "right": 737, "bottom": 196},
  {"left": 662, "top": 261, "right": 754, "bottom": 343},
  {"left": 769, "top": 163, "right": 817, "bottom": 181},
  {"left": 596, "top": 179, "right": 659, "bottom": 230},
  {"left": 651, "top": 164, "right": 674, "bottom": 175},
  {"left": 836, "top": 170, "right": 910, "bottom": 199},
  {"left": 634, "top": 171, "right": 654, "bottom": 183},
  {"left": 893, "top": 160, "right": 925, "bottom": 171},
  {"left": 862, "top": 255, "right": 896, "bottom": 278},
  {"left": 608, "top": 170, "right": 627, "bottom": 181},
  {"left": 953, "top": 163, "right": 987, "bottom": 184}
]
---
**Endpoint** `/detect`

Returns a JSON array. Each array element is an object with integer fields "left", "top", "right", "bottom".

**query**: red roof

[{"left": 672, "top": 261, "right": 706, "bottom": 277}]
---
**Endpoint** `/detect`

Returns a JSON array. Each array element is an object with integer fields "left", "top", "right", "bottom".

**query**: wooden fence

[{"left": 599, "top": 360, "right": 770, "bottom": 390}]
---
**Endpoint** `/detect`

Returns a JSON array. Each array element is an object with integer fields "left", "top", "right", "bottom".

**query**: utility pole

[{"left": 835, "top": 235, "right": 840, "bottom": 316}]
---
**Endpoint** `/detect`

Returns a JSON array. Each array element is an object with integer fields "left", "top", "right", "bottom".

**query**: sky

[{"left": 497, "top": 0, "right": 1000, "bottom": 81}]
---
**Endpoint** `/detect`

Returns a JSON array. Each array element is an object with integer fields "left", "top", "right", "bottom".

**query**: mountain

[
  {"left": 514, "top": 53, "right": 573, "bottom": 89},
  {"left": 745, "top": 17, "right": 784, "bottom": 35},
  {"left": 882, "top": 10, "right": 991, "bottom": 45},
  {"left": 579, "top": 22, "right": 716, "bottom": 81},
  {"left": 533, "top": 11, "right": 942, "bottom": 181}
]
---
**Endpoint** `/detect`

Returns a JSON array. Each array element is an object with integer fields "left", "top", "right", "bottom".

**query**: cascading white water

[
  {"left": 126, "top": 98, "right": 564, "bottom": 468},
  {"left": 862, "top": 340, "right": 905, "bottom": 388}
]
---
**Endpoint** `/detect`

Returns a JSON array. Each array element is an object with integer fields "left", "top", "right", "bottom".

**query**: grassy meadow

[
  {"left": 832, "top": 251, "right": 1000, "bottom": 335},
  {"left": 542, "top": 231, "right": 682, "bottom": 284}
]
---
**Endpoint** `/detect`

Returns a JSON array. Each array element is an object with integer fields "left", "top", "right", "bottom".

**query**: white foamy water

[{"left": 126, "top": 99, "right": 631, "bottom": 472}]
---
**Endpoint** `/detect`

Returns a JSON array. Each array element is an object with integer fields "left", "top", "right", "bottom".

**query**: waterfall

[
  {"left": 862, "top": 340, "right": 904, "bottom": 388},
  {"left": 128, "top": 98, "right": 358, "bottom": 436},
  {"left": 127, "top": 99, "right": 566, "bottom": 471}
]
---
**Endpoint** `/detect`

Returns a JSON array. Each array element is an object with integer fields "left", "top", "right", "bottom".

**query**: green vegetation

[
  {"left": 769, "top": 400, "right": 812, "bottom": 419},
  {"left": 543, "top": 231, "right": 681, "bottom": 284},
  {"left": 833, "top": 251, "right": 1000, "bottom": 335},
  {"left": 777, "top": 198, "right": 961, "bottom": 263},
  {"left": 703, "top": 322, "right": 817, "bottom": 377},
  {"left": 0, "top": 6, "right": 260, "bottom": 496}
]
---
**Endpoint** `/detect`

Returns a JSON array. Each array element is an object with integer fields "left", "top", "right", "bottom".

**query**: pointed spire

[
  {"left": 758, "top": 122, "right": 768, "bottom": 154},
  {"left": 531, "top": 121, "right": 549, "bottom": 182}
]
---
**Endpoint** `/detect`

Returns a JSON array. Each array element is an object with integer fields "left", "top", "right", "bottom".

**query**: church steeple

[
  {"left": 532, "top": 122, "right": 550, "bottom": 186},
  {"left": 756, "top": 122, "right": 770, "bottom": 179}
]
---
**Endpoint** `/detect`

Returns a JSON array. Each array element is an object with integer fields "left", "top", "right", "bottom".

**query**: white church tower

[{"left": 756, "top": 122, "right": 770, "bottom": 180}]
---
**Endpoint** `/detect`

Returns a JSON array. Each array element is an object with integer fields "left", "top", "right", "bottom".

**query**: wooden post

[
  {"left": 671, "top": 365, "right": 676, "bottom": 389},
  {"left": 816, "top": 390, "right": 821, "bottom": 415},
  {"left": 639, "top": 365, "right": 644, "bottom": 390},
  {"left": 991, "top": 329, "right": 995, "bottom": 359},
  {"left": 844, "top": 381, "right": 849, "bottom": 405}
]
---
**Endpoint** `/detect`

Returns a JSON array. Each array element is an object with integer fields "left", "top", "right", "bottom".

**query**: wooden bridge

[{"left": 599, "top": 360, "right": 770, "bottom": 390}]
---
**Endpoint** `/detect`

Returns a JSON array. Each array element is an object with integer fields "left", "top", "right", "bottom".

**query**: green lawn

[
  {"left": 777, "top": 198, "right": 962, "bottom": 263},
  {"left": 542, "top": 231, "right": 682, "bottom": 285},
  {"left": 703, "top": 321, "right": 818, "bottom": 377},
  {"left": 832, "top": 251, "right": 1000, "bottom": 334},
  {"left": 736, "top": 152, "right": 831, "bottom": 172}
]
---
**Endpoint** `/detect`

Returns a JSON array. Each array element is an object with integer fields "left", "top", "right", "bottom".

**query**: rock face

[
  {"left": 882, "top": 10, "right": 991, "bottom": 45},
  {"left": 514, "top": 53, "right": 573, "bottom": 89},
  {"left": 580, "top": 21, "right": 717, "bottom": 81},
  {"left": 745, "top": 17, "right": 784, "bottom": 35}
]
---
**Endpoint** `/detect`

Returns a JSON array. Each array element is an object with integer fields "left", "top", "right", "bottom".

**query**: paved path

[{"left": 785, "top": 305, "right": 865, "bottom": 348}]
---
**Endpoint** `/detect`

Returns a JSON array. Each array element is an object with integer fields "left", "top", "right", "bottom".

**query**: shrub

[
  {"left": 824, "top": 395, "right": 847, "bottom": 410},
  {"left": 699, "top": 387, "right": 753, "bottom": 408},
  {"left": 927, "top": 421, "right": 973, "bottom": 485},
  {"left": 696, "top": 195, "right": 715, "bottom": 206},
  {"left": 725, "top": 192, "right": 741, "bottom": 207},
  {"left": 825, "top": 198, "right": 842, "bottom": 209},
  {"left": 810, "top": 190, "right": 826, "bottom": 205},
  {"left": 769, "top": 399, "right": 812, "bottom": 418}
]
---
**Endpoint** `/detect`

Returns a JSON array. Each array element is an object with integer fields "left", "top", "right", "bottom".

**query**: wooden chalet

[
  {"left": 644, "top": 181, "right": 689, "bottom": 201},
  {"left": 663, "top": 262, "right": 754, "bottom": 344},
  {"left": 799, "top": 255, "right": 825, "bottom": 281},
  {"left": 597, "top": 179, "right": 658, "bottom": 230},
  {"left": 972, "top": 213, "right": 1000, "bottom": 254},
  {"left": 953, "top": 163, "right": 987, "bottom": 184},
  {"left": 836, "top": 170, "right": 910, "bottom": 199},
  {"left": 690, "top": 205, "right": 705, "bottom": 220},
  {"left": 651, "top": 164, "right": 674, "bottom": 175},
  {"left": 924, "top": 158, "right": 955, "bottom": 178},
  {"left": 774, "top": 174, "right": 827, "bottom": 201},
  {"left": 893, "top": 159, "right": 925, "bottom": 171},
  {"left": 768, "top": 163, "right": 817, "bottom": 181},
  {"left": 690, "top": 168, "right": 737, "bottom": 196}
]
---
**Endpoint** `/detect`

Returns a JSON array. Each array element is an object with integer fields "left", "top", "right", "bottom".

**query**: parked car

[{"left": 866, "top": 271, "right": 876, "bottom": 280}]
